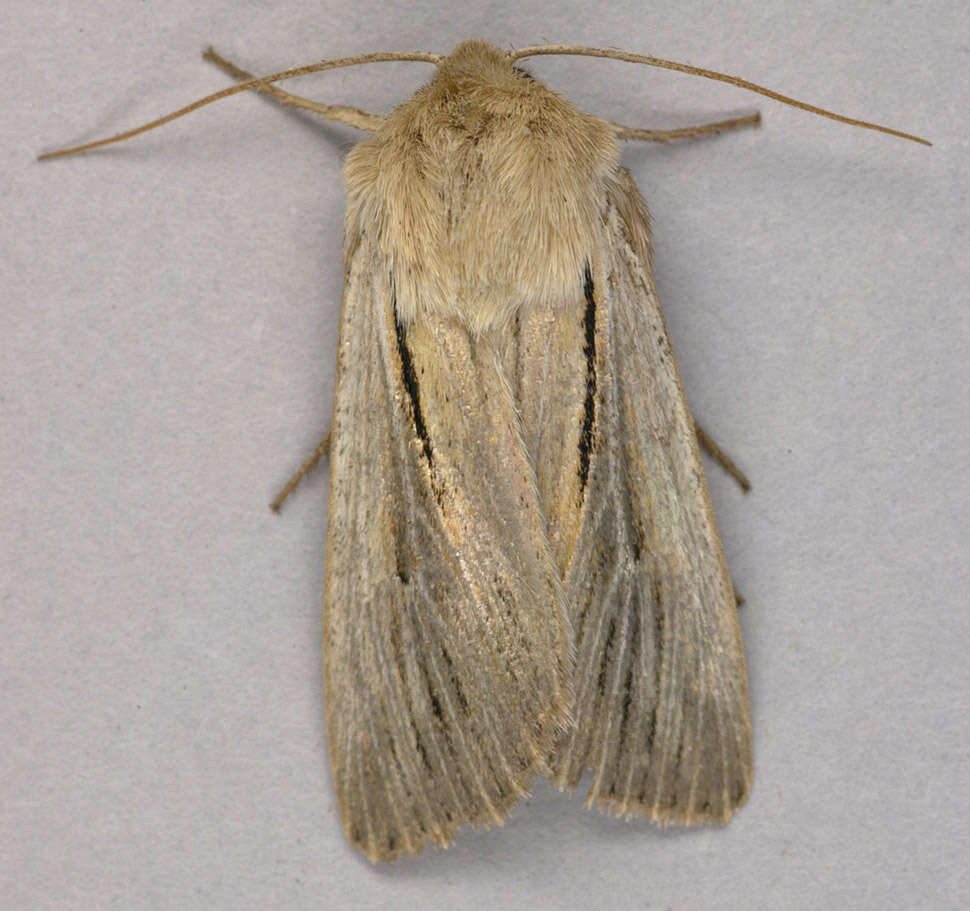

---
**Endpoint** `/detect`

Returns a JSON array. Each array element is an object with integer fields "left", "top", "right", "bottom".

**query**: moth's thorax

[{"left": 343, "top": 40, "right": 619, "bottom": 334}]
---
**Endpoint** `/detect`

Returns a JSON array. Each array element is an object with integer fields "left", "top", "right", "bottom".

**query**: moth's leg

[
  {"left": 694, "top": 420, "right": 748, "bottom": 606},
  {"left": 694, "top": 420, "right": 750, "bottom": 493},
  {"left": 612, "top": 112, "right": 760, "bottom": 143},
  {"left": 203, "top": 46, "right": 385, "bottom": 131},
  {"left": 271, "top": 428, "right": 331, "bottom": 512}
]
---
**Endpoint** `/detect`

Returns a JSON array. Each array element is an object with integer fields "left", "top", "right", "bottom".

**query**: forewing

[
  {"left": 521, "top": 171, "right": 752, "bottom": 824},
  {"left": 324, "top": 233, "right": 571, "bottom": 861}
]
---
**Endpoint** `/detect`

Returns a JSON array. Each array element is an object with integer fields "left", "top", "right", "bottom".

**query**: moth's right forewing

[
  {"left": 324, "top": 232, "right": 571, "bottom": 862},
  {"left": 542, "top": 171, "right": 752, "bottom": 824}
]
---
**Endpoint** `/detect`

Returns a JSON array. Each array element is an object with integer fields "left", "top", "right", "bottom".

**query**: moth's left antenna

[{"left": 38, "top": 50, "right": 440, "bottom": 160}]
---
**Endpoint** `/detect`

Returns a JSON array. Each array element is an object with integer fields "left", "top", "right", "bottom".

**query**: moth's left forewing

[
  {"left": 535, "top": 169, "right": 752, "bottom": 824},
  {"left": 325, "top": 222, "right": 574, "bottom": 861}
]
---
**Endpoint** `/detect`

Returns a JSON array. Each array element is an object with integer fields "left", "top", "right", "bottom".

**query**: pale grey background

[{"left": 3, "top": 1, "right": 967, "bottom": 908}]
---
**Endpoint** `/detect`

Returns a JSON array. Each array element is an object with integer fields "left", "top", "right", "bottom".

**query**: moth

[{"left": 41, "top": 39, "right": 928, "bottom": 863}]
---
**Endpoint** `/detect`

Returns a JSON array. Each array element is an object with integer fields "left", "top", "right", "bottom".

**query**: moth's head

[
  {"left": 432, "top": 40, "right": 534, "bottom": 95},
  {"left": 438, "top": 40, "right": 514, "bottom": 74}
]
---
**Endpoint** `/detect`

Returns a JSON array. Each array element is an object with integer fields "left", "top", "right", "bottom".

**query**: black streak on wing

[
  {"left": 644, "top": 580, "right": 664, "bottom": 759},
  {"left": 578, "top": 262, "right": 597, "bottom": 492},
  {"left": 393, "top": 293, "right": 434, "bottom": 473}
]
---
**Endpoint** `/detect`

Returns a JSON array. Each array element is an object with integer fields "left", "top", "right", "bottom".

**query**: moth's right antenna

[{"left": 510, "top": 44, "right": 931, "bottom": 146}]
